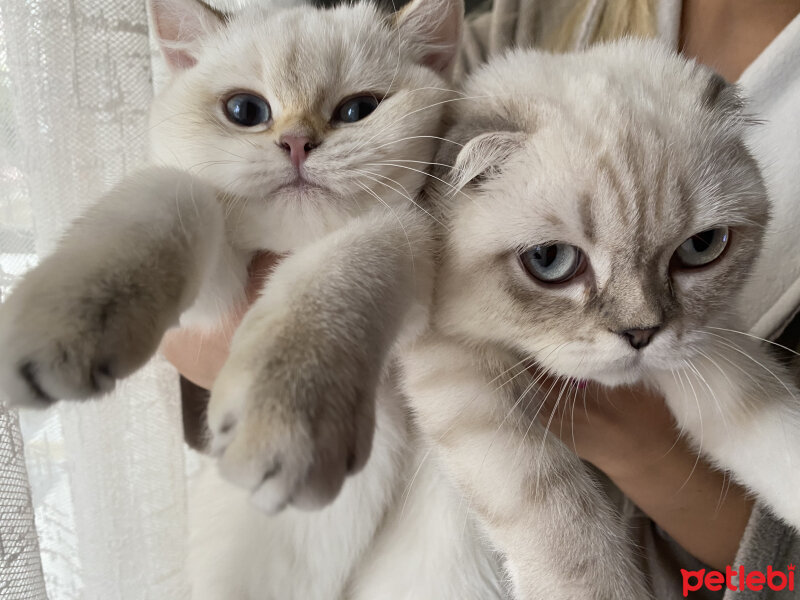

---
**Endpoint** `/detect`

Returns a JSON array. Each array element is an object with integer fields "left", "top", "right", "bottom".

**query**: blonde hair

[{"left": 544, "top": 0, "right": 658, "bottom": 52}]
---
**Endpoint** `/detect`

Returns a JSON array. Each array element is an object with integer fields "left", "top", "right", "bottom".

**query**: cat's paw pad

[{"left": 207, "top": 353, "right": 375, "bottom": 514}]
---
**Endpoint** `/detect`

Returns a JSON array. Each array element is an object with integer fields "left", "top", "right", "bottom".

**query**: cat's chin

[
  {"left": 556, "top": 360, "right": 645, "bottom": 387},
  {"left": 545, "top": 354, "right": 645, "bottom": 388},
  {"left": 589, "top": 369, "right": 644, "bottom": 387}
]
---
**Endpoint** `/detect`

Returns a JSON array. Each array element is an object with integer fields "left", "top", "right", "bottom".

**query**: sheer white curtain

[{"left": 0, "top": 1, "right": 194, "bottom": 598}]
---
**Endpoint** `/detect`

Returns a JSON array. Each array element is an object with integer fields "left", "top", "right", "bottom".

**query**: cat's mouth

[{"left": 276, "top": 178, "right": 326, "bottom": 194}]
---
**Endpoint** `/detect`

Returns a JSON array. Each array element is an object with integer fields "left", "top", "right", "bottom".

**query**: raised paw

[
  {"left": 0, "top": 250, "right": 186, "bottom": 407},
  {"left": 207, "top": 328, "right": 377, "bottom": 514}
]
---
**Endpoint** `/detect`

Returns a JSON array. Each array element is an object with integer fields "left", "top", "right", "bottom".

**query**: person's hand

[
  {"left": 538, "top": 379, "right": 753, "bottom": 570},
  {"left": 160, "top": 252, "right": 281, "bottom": 390}
]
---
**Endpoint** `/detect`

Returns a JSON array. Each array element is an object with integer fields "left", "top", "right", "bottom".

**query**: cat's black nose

[{"left": 619, "top": 327, "right": 660, "bottom": 350}]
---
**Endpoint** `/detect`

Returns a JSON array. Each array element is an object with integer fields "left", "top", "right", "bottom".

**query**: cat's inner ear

[
  {"left": 394, "top": 0, "right": 464, "bottom": 78},
  {"left": 149, "top": 0, "right": 227, "bottom": 71},
  {"left": 452, "top": 131, "right": 526, "bottom": 190}
]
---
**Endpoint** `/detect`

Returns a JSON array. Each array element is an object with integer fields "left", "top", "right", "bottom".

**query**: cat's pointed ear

[
  {"left": 451, "top": 131, "right": 526, "bottom": 190},
  {"left": 149, "top": 0, "right": 227, "bottom": 71},
  {"left": 394, "top": 0, "right": 464, "bottom": 78}
]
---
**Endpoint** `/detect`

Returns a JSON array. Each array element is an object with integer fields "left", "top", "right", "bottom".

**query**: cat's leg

[
  {"left": 653, "top": 332, "right": 800, "bottom": 528},
  {"left": 403, "top": 335, "right": 651, "bottom": 600},
  {"left": 206, "top": 208, "right": 433, "bottom": 513},
  {"left": 0, "top": 167, "right": 247, "bottom": 407},
  {"left": 188, "top": 379, "right": 411, "bottom": 600}
]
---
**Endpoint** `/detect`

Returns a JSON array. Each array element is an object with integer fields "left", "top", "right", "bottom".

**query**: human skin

[
  {"left": 161, "top": 0, "right": 800, "bottom": 573},
  {"left": 161, "top": 252, "right": 280, "bottom": 390}
]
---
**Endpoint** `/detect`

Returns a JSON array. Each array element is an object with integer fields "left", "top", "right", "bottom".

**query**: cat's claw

[
  {"left": 208, "top": 334, "right": 375, "bottom": 514},
  {"left": 0, "top": 253, "right": 181, "bottom": 408}
]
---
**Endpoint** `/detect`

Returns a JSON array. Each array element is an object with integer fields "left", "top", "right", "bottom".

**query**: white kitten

[
  {"left": 404, "top": 39, "right": 799, "bottom": 600},
  {"left": 0, "top": 0, "right": 510, "bottom": 598}
]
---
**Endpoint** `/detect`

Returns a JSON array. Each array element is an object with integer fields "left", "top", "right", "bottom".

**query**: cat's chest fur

[{"left": 218, "top": 184, "right": 417, "bottom": 254}]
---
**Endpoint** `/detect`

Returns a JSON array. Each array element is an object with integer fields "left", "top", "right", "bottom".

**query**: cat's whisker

[
  {"left": 675, "top": 361, "right": 740, "bottom": 516},
  {"left": 488, "top": 356, "right": 533, "bottom": 388},
  {"left": 425, "top": 353, "right": 542, "bottom": 505},
  {"left": 371, "top": 158, "right": 464, "bottom": 172},
  {"left": 139, "top": 110, "right": 204, "bottom": 136},
  {"left": 702, "top": 325, "right": 800, "bottom": 357},
  {"left": 656, "top": 369, "right": 690, "bottom": 459},
  {"left": 475, "top": 364, "right": 555, "bottom": 521},
  {"left": 715, "top": 469, "right": 734, "bottom": 518},
  {"left": 457, "top": 367, "right": 545, "bottom": 533},
  {"left": 694, "top": 336, "right": 769, "bottom": 409},
  {"left": 673, "top": 362, "right": 706, "bottom": 496},
  {"left": 533, "top": 377, "right": 567, "bottom": 503},
  {"left": 468, "top": 345, "right": 568, "bottom": 505},
  {"left": 351, "top": 168, "right": 413, "bottom": 199},
  {"left": 371, "top": 135, "right": 464, "bottom": 152},
  {"left": 350, "top": 93, "right": 513, "bottom": 154},
  {"left": 198, "top": 144, "right": 250, "bottom": 162},
  {"left": 488, "top": 343, "right": 574, "bottom": 505},
  {"left": 701, "top": 332, "right": 797, "bottom": 401},
  {"left": 189, "top": 160, "right": 239, "bottom": 176},
  {"left": 347, "top": 88, "right": 469, "bottom": 156},
  {"left": 538, "top": 377, "right": 567, "bottom": 451},
  {"left": 686, "top": 358, "right": 730, "bottom": 434},
  {"left": 398, "top": 84, "right": 471, "bottom": 98},
  {"left": 398, "top": 446, "right": 434, "bottom": 521},
  {"left": 368, "top": 159, "right": 480, "bottom": 207},
  {"left": 567, "top": 380, "right": 579, "bottom": 453},
  {"left": 349, "top": 179, "right": 416, "bottom": 269},
  {"left": 365, "top": 161, "right": 471, "bottom": 204},
  {"left": 353, "top": 167, "right": 450, "bottom": 230},
  {"left": 409, "top": 355, "right": 535, "bottom": 520},
  {"left": 567, "top": 356, "right": 588, "bottom": 455}
]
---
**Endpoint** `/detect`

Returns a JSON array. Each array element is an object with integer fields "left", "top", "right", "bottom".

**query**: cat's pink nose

[{"left": 278, "top": 134, "right": 318, "bottom": 169}]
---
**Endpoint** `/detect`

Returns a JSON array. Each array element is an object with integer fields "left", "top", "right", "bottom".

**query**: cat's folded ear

[
  {"left": 451, "top": 131, "right": 526, "bottom": 190},
  {"left": 702, "top": 72, "right": 745, "bottom": 116},
  {"left": 394, "top": 0, "right": 464, "bottom": 79},
  {"left": 149, "top": 0, "right": 228, "bottom": 71}
]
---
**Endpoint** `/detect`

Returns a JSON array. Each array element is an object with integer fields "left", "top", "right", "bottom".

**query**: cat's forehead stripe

[
  {"left": 578, "top": 194, "right": 595, "bottom": 244},
  {"left": 596, "top": 155, "right": 630, "bottom": 228},
  {"left": 652, "top": 154, "right": 669, "bottom": 224}
]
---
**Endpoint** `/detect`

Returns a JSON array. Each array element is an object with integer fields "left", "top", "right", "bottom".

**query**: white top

[{"left": 738, "top": 15, "right": 800, "bottom": 338}]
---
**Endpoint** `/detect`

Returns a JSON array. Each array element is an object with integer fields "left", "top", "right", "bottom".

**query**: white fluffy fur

[
  {"left": 405, "top": 39, "right": 800, "bottom": 599},
  {"left": 0, "top": 0, "right": 511, "bottom": 598}
]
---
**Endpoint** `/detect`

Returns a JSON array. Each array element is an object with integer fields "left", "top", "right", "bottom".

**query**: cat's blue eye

[
  {"left": 674, "top": 226, "right": 730, "bottom": 268},
  {"left": 335, "top": 95, "right": 380, "bottom": 123},
  {"left": 520, "top": 243, "right": 585, "bottom": 284},
  {"left": 224, "top": 93, "right": 271, "bottom": 127}
]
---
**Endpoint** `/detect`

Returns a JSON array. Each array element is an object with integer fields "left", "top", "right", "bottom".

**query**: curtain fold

[{"left": 1, "top": 1, "right": 191, "bottom": 598}]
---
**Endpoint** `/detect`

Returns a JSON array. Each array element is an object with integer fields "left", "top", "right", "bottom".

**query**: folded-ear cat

[{"left": 405, "top": 38, "right": 799, "bottom": 600}]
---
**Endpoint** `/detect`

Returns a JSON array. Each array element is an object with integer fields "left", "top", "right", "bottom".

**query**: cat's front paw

[
  {"left": 0, "top": 256, "right": 183, "bottom": 407},
  {"left": 207, "top": 327, "right": 376, "bottom": 514}
]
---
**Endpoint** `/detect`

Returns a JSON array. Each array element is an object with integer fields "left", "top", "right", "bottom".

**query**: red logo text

[{"left": 682, "top": 565, "right": 795, "bottom": 596}]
